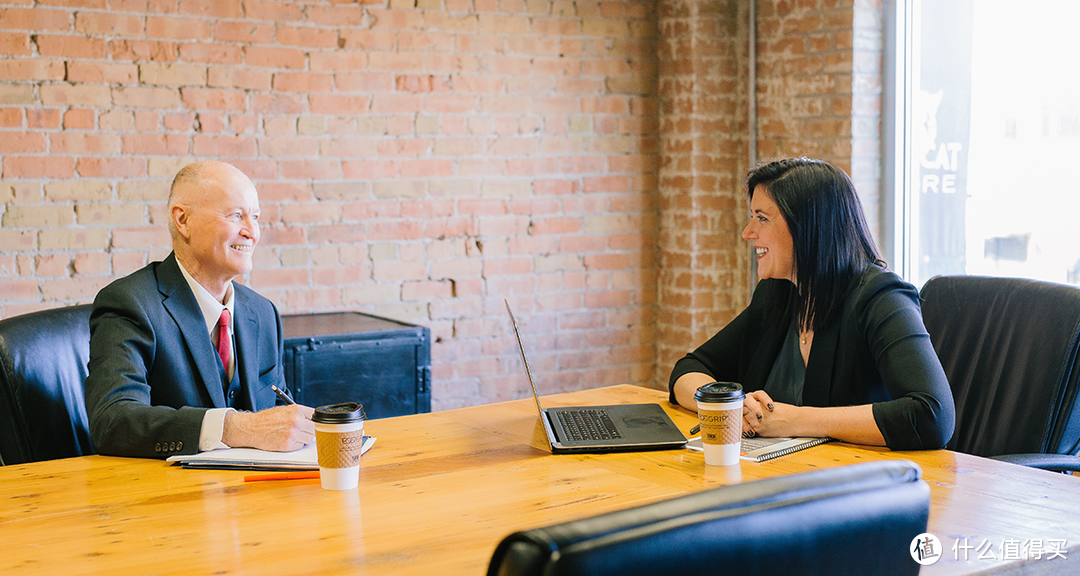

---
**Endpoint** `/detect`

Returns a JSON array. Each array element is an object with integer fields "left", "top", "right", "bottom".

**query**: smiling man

[{"left": 84, "top": 161, "right": 315, "bottom": 459}]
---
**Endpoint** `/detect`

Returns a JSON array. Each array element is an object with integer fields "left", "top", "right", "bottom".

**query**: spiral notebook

[{"left": 686, "top": 436, "right": 831, "bottom": 462}]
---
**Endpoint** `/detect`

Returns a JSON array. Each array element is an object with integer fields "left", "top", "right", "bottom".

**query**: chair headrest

[{"left": 488, "top": 460, "right": 929, "bottom": 576}]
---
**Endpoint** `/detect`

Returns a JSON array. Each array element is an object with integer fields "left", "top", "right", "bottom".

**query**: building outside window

[{"left": 888, "top": 0, "right": 1080, "bottom": 288}]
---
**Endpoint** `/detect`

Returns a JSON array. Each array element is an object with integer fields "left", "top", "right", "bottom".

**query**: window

[{"left": 888, "top": 0, "right": 1080, "bottom": 287}]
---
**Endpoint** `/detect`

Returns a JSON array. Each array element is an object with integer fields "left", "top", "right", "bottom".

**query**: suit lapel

[
  {"left": 157, "top": 253, "right": 228, "bottom": 409},
  {"left": 232, "top": 286, "right": 260, "bottom": 410}
]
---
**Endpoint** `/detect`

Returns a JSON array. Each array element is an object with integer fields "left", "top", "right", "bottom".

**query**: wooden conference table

[{"left": 2, "top": 385, "right": 1079, "bottom": 575}]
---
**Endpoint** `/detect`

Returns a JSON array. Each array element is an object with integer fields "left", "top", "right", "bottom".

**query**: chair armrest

[{"left": 990, "top": 453, "right": 1080, "bottom": 473}]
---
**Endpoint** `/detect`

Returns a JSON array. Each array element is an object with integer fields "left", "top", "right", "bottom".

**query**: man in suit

[{"left": 84, "top": 161, "right": 314, "bottom": 459}]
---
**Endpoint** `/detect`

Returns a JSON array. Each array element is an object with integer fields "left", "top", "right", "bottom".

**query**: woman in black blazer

[{"left": 669, "top": 158, "right": 955, "bottom": 450}]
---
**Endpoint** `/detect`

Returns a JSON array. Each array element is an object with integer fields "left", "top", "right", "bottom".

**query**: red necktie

[{"left": 216, "top": 309, "right": 231, "bottom": 375}]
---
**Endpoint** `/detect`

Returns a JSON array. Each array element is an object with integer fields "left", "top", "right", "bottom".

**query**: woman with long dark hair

[{"left": 669, "top": 158, "right": 954, "bottom": 449}]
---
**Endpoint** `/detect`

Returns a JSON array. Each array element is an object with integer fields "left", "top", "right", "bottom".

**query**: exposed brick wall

[
  {"left": 0, "top": 0, "right": 881, "bottom": 411},
  {"left": 0, "top": 0, "right": 660, "bottom": 411},
  {"left": 755, "top": 0, "right": 883, "bottom": 243},
  {"left": 656, "top": 0, "right": 753, "bottom": 376}
]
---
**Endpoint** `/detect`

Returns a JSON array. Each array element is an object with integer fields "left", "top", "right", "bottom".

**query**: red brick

[
  {"left": 0, "top": 32, "right": 32, "bottom": 55},
  {"left": 424, "top": 94, "right": 476, "bottom": 113},
  {"left": 181, "top": 87, "right": 245, "bottom": 110},
  {"left": 76, "top": 157, "right": 146, "bottom": 178},
  {"left": 310, "top": 52, "right": 368, "bottom": 72},
  {"left": 34, "top": 35, "right": 108, "bottom": 59},
  {"left": 245, "top": 0, "right": 305, "bottom": 21},
  {"left": 0, "top": 279, "right": 40, "bottom": 301},
  {"left": 191, "top": 134, "right": 255, "bottom": 157},
  {"left": 305, "top": 4, "right": 367, "bottom": 27},
  {"left": 372, "top": 261, "right": 426, "bottom": 282},
  {"left": 50, "top": 133, "right": 121, "bottom": 155},
  {"left": 376, "top": 138, "right": 431, "bottom": 157},
  {"left": 402, "top": 280, "right": 453, "bottom": 301},
  {"left": 342, "top": 160, "right": 397, "bottom": 180},
  {"left": 75, "top": 12, "right": 144, "bottom": 36},
  {"left": 283, "top": 288, "right": 343, "bottom": 310},
  {"left": 400, "top": 159, "right": 454, "bottom": 179},
  {"left": 110, "top": 39, "right": 178, "bottom": 62},
  {"left": 0, "top": 8, "right": 70, "bottom": 32},
  {"left": 0, "top": 59, "right": 65, "bottom": 81},
  {"left": 67, "top": 61, "right": 138, "bottom": 84},
  {"left": 426, "top": 53, "right": 481, "bottom": 73},
  {"left": 273, "top": 72, "right": 334, "bottom": 92},
  {"left": 312, "top": 266, "right": 363, "bottom": 286},
  {"left": 111, "top": 86, "right": 180, "bottom": 108},
  {"left": 3, "top": 156, "right": 75, "bottom": 178},
  {"left": 276, "top": 25, "right": 338, "bottom": 48},
  {"left": 0, "top": 107, "right": 21, "bottom": 127},
  {"left": 214, "top": 21, "right": 275, "bottom": 44},
  {"left": 178, "top": 0, "right": 242, "bottom": 18},
  {"left": 367, "top": 9, "right": 424, "bottom": 30},
  {"left": 335, "top": 72, "right": 395, "bottom": 92},
  {"left": 0, "top": 130, "right": 44, "bottom": 153},
  {"left": 244, "top": 46, "right": 306, "bottom": 69},
  {"left": 122, "top": 133, "right": 189, "bottom": 155},
  {"left": 34, "top": 253, "right": 69, "bottom": 276},
  {"left": 163, "top": 111, "right": 196, "bottom": 131},
  {"left": 399, "top": 30, "right": 454, "bottom": 52},
  {"left": 110, "top": 251, "right": 147, "bottom": 276},
  {"left": 134, "top": 109, "right": 160, "bottom": 131},
  {"left": 252, "top": 93, "right": 305, "bottom": 114},
  {"left": 208, "top": 67, "right": 272, "bottom": 91},
  {"left": 279, "top": 160, "right": 341, "bottom": 180},
  {"left": 39, "top": 276, "right": 111, "bottom": 301},
  {"left": 178, "top": 43, "right": 243, "bottom": 65},
  {"left": 319, "top": 137, "right": 378, "bottom": 158},
  {"left": 339, "top": 29, "right": 396, "bottom": 51},
  {"left": 258, "top": 136, "right": 316, "bottom": 157},
  {"left": 73, "top": 252, "right": 109, "bottom": 276},
  {"left": 146, "top": 16, "right": 212, "bottom": 40},
  {"left": 111, "top": 226, "right": 171, "bottom": 249}
]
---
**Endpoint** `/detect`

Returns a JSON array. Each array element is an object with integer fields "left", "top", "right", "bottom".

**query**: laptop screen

[{"left": 505, "top": 300, "right": 546, "bottom": 416}]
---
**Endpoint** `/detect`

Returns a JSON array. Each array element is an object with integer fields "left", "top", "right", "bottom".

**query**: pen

[
  {"left": 690, "top": 424, "right": 700, "bottom": 435},
  {"left": 270, "top": 383, "right": 296, "bottom": 405},
  {"left": 244, "top": 471, "right": 320, "bottom": 482}
]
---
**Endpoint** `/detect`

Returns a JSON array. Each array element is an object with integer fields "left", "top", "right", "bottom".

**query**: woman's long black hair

[{"left": 747, "top": 158, "right": 884, "bottom": 333}]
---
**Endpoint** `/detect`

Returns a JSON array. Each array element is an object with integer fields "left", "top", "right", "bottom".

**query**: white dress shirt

[{"left": 176, "top": 260, "right": 236, "bottom": 452}]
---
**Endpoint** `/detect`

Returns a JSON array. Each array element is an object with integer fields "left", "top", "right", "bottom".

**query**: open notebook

[
  {"left": 686, "top": 435, "right": 830, "bottom": 462},
  {"left": 167, "top": 436, "right": 376, "bottom": 470}
]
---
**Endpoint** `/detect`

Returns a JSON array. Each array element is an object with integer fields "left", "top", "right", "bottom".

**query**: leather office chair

[
  {"left": 0, "top": 305, "right": 95, "bottom": 465},
  {"left": 488, "top": 460, "right": 929, "bottom": 576},
  {"left": 920, "top": 275, "right": 1080, "bottom": 472}
]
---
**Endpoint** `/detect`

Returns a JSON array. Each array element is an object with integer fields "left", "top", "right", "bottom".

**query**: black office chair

[
  {"left": 0, "top": 305, "right": 95, "bottom": 465},
  {"left": 920, "top": 275, "right": 1080, "bottom": 472},
  {"left": 488, "top": 460, "right": 929, "bottom": 576}
]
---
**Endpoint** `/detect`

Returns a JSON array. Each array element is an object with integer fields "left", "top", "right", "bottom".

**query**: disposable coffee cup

[
  {"left": 313, "top": 402, "right": 366, "bottom": 490},
  {"left": 694, "top": 382, "right": 745, "bottom": 466}
]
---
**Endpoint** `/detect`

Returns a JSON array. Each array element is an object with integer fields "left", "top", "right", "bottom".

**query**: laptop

[{"left": 505, "top": 300, "right": 687, "bottom": 454}]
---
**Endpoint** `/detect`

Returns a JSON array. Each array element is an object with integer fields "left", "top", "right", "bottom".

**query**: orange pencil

[{"left": 244, "top": 471, "right": 321, "bottom": 482}]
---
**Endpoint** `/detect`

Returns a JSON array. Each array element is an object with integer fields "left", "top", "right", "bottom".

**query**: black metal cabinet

[{"left": 281, "top": 312, "right": 431, "bottom": 419}]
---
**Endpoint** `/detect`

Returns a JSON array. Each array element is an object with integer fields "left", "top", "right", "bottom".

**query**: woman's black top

[{"left": 668, "top": 266, "right": 955, "bottom": 450}]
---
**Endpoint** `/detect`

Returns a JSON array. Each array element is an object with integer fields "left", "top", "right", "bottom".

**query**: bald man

[{"left": 85, "top": 161, "right": 314, "bottom": 459}]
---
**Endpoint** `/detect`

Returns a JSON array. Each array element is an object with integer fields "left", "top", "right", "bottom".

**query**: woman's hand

[
  {"left": 741, "top": 390, "right": 887, "bottom": 446},
  {"left": 743, "top": 390, "right": 783, "bottom": 437}
]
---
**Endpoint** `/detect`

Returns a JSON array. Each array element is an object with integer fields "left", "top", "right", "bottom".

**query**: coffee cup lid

[
  {"left": 313, "top": 402, "right": 366, "bottom": 424},
  {"left": 694, "top": 382, "right": 744, "bottom": 402}
]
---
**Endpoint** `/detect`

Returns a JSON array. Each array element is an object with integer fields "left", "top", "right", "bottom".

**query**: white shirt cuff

[{"left": 199, "top": 407, "right": 236, "bottom": 452}]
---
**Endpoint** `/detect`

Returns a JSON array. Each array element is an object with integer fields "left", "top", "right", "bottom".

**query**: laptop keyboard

[{"left": 556, "top": 409, "right": 623, "bottom": 441}]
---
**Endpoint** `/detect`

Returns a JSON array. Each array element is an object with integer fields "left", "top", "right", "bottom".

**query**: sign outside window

[{"left": 898, "top": 0, "right": 1080, "bottom": 288}]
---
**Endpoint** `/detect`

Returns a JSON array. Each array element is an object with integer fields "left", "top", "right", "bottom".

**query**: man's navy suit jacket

[{"left": 84, "top": 253, "right": 286, "bottom": 459}]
